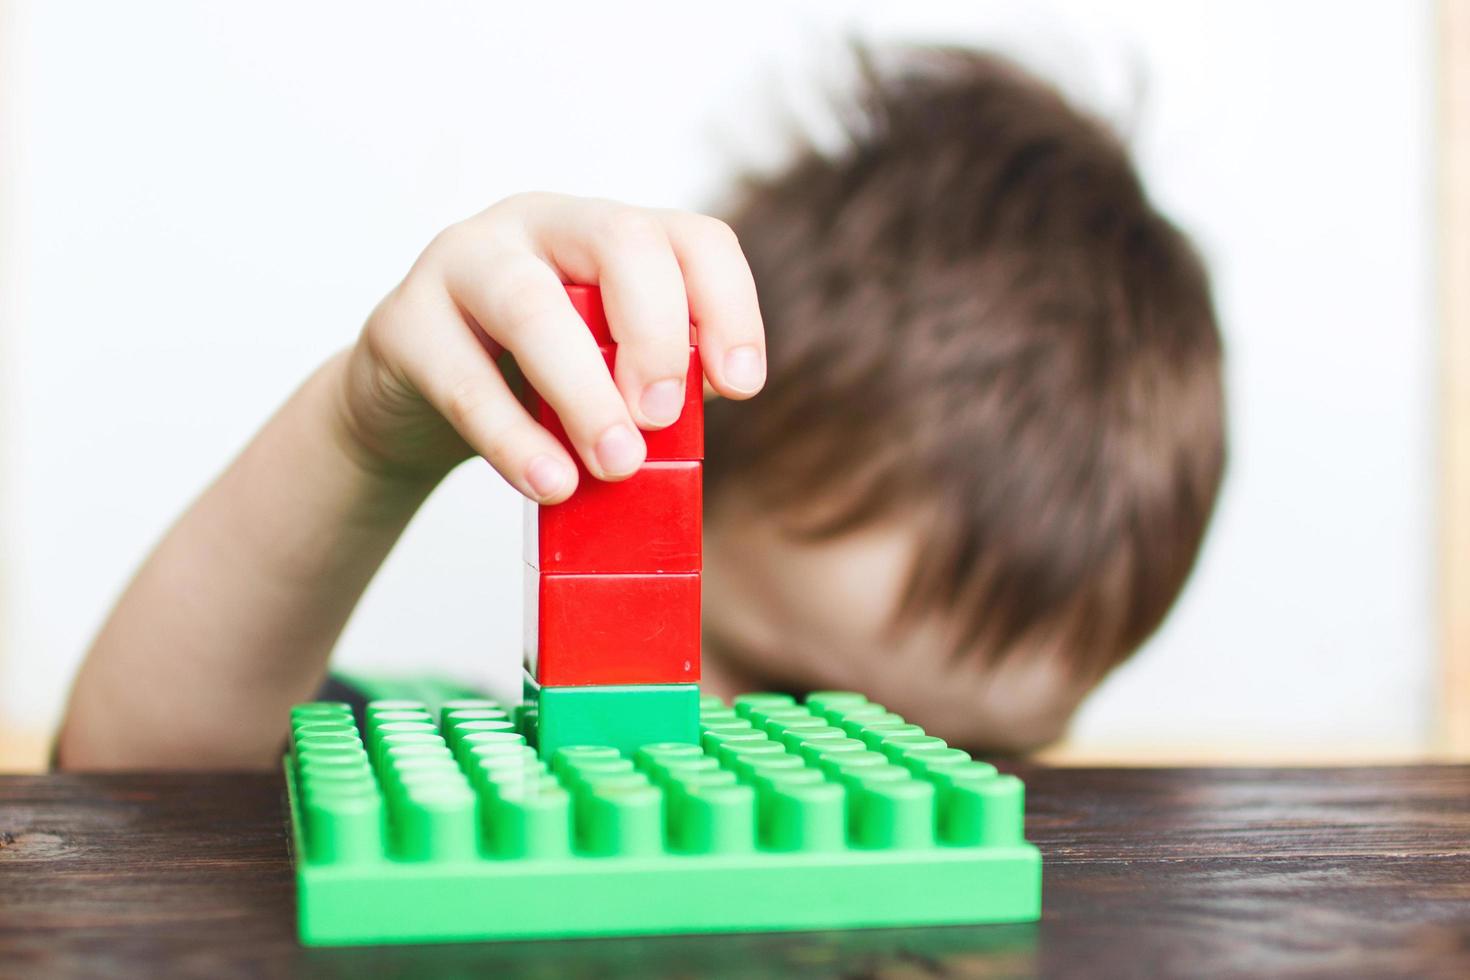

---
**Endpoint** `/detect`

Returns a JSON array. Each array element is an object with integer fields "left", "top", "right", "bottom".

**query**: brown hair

[{"left": 704, "top": 49, "right": 1226, "bottom": 682}]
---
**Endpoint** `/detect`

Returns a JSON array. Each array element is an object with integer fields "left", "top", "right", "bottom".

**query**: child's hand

[{"left": 336, "top": 192, "right": 766, "bottom": 502}]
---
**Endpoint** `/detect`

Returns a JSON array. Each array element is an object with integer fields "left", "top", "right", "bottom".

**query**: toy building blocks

[
  {"left": 530, "top": 284, "right": 701, "bottom": 462},
  {"left": 525, "top": 681, "right": 702, "bottom": 758},
  {"left": 525, "top": 572, "right": 700, "bottom": 686},
  {"left": 522, "top": 285, "right": 703, "bottom": 743},
  {"left": 286, "top": 691, "right": 1042, "bottom": 945},
  {"left": 285, "top": 285, "right": 1042, "bottom": 944},
  {"left": 523, "top": 460, "right": 702, "bottom": 574}
]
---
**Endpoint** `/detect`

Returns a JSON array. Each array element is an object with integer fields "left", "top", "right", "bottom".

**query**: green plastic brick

[
  {"left": 285, "top": 692, "right": 1042, "bottom": 945},
  {"left": 527, "top": 682, "right": 700, "bottom": 759}
]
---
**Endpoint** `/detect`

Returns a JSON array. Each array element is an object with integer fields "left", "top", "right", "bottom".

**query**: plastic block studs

[{"left": 285, "top": 691, "right": 1043, "bottom": 946}]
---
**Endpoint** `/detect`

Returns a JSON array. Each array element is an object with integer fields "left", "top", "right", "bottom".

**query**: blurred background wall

[{"left": 0, "top": 1, "right": 1438, "bottom": 767}]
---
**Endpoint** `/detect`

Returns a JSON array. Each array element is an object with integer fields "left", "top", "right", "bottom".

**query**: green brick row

[{"left": 287, "top": 692, "right": 1041, "bottom": 944}]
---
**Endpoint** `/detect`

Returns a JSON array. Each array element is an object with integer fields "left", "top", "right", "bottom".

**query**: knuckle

[
  {"left": 427, "top": 219, "right": 472, "bottom": 256},
  {"left": 443, "top": 377, "right": 493, "bottom": 433},
  {"left": 692, "top": 213, "right": 740, "bottom": 250},
  {"left": 624, "top": 348, "right": 684, "bottom": 383},
  {"left": 364, "top": 282, "right": 427, "bottom": 348},
  {"left": 601, "top": 209, "right": 666, "bottom": 252},
  {"left": 445, "top": 387, "right": 517, "bottom": 467},
  {"left": 493, "top": 190, "right": 534, "bottom": 210},
  {"left": 359, "top": 312, "right": 395, "bottom": 367},
  {"left": 493, "top": 273, "right": 561, "bottom": 342},
  {"left": 618, "top": 313, "right": 683, "bottom": 358},
  {"left": 496, "top": 190, "right": 553, "bottom": 212},
  {"left": 484, "top": 191, "right": 539, "bottom": 224},
  {"left": 430, "top": 206, "right": 522, "bottom": 261}
]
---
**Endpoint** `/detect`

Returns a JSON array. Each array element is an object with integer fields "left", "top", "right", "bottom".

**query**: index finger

[{"left": 526, "top": 201, "right": 695, "bottom": 430}]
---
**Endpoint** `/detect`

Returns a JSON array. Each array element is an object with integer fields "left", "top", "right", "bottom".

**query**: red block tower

[{"left": 522, "top": 285, "right": 702, "bottom": 758}]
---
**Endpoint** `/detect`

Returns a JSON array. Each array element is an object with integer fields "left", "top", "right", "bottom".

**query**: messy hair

[{"left": 704, "top": 49, "right": 1226, "bottom": 682}]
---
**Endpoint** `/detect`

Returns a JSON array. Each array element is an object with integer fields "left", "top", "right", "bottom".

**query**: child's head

[{"left": 700, "top": 49, "right": 1226, "bottom": 752}]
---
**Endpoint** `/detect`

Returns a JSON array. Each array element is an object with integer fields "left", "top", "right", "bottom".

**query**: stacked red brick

[{"left": 522, "top": 285, "right": 702, "bottom": 758}]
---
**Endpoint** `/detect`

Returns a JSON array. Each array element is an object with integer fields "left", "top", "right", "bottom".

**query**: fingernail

[
  {"left": 594, "top": 423, "right": 643, "bottom": 476},
  {"left": 723, "top": 345, "right": 765, "bottom": 393},
  {"left": 639, "top": 378, "right": 685, "bottom": 428},
  {"left": 526, "top": 455, "right": 571, "bottom": 500}
]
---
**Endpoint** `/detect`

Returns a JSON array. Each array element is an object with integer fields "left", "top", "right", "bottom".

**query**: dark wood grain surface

[{"left": 2, "top": 765, "right": 1468, "bottom": 979}]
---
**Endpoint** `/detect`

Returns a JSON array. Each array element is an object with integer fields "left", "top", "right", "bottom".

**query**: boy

[{"left": 56, "top": 50, "right": 1224, "bottom": 768}]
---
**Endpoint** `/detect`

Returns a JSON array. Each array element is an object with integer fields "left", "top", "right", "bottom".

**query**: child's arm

[{"left": 57, "top": 193, "right": 765, "bottom": 769}]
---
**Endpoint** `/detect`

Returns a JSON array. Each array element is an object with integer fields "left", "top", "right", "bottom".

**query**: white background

[{"left": 0, "top": 1, "right": 1436, "bottom": 755}]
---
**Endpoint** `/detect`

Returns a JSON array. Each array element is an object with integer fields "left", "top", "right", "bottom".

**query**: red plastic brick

[
  {"left": 530, "top": 347, "right": 702, "bottom": 461},
  {"left": 564, "top": 283, "right": 697, "bottom": 345},
  {"left": 524, "top": 569, "right": 700, "bottom": 686},
  {"left": 565, "top": 284, "right": 612, "bottom": 345},
  {"left": 525, "top": 461, "right": 701, "bottom": 573}
]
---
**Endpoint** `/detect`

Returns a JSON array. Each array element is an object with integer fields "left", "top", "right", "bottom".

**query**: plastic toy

[
  {"left": 525, "top": 285, "right": 703, "bottom": 754},
  {"left": 525, "top": 572, "right": 701, "bottom": 686},
  {"left": 286, "top": 691, "right": 1042, "bottom": 944},
  {"left": 285, "top": 285, "right": 1041, "bottom": 944}
]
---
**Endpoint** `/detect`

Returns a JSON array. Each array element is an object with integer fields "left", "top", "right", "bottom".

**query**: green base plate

[{"left": 286, "top": 691, "right": 1041, "bottom": 945}]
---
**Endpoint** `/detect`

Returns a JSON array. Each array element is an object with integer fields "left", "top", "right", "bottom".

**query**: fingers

[
  {"left": 659, "top": 211, "right": 767, "bottom": 399},
  {"left": 388, "top": 287, "right": 581, "bottom": 503},
  {"left": 410, "top": 194, "right": 767, "bottom": 503},
  {"left": 596, "top": 218, "right": 692, "bottom": 430},
  {"left": 528, "top": 201, "right": 694, "bottom": 431},
  {"left": 442, "top": 247, "right": 647, "bottom": 481}
]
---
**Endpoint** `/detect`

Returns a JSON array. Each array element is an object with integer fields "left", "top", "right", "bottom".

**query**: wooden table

[{"left": 3, "top": 765, "right": 1468, "bottom": 978}]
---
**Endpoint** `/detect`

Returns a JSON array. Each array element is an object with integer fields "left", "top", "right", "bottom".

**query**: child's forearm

[{"left": 57, "top": 351, "right": 437, "bottom": 770}]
